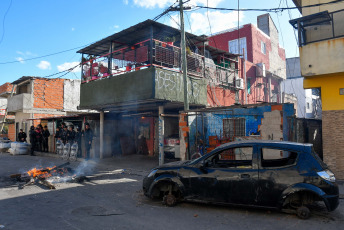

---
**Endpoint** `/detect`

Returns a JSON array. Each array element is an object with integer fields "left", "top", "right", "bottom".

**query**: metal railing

[
  {"left": 81, "top": 39, "right": 237, "bottom": 85},
  {"left": 291, "top": 9, "right": 344, "bottom": 47}
]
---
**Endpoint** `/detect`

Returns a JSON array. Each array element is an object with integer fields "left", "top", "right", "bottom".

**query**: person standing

[
  {"left": 83, "top": 123, "right": 93, "bottom": 160},
  {"left": 18, "top": 129, "right": 27, "bottom": 142},
  {"left": 42, "top": 126, "right": 50, "bottom": 152},
  {"left": 61, "top": 126, "right": 68, "bottom": 144},
  {"left": 75, "top": 127, "right": 82, "bottom": 157},
  {"left": 29, "top": 126, "right": 35, "bottom": 156},
  {"left": 66, "top": 126, "right": 76, "bottom": 143}
]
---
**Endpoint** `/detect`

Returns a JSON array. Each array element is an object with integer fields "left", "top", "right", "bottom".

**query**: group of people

[
  {"left": 19, "top": 122, "right": 93, "bottom": 159},
  {"left": 54, "top": 122, "right": 93, "bottom": 159},
  {"left": 26, "top": 124, "right": 50, "bottom": 156}
]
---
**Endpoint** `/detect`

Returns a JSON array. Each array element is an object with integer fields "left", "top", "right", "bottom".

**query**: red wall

[{"left": 208, "top": 23, "right": 284, "bottom": 105}]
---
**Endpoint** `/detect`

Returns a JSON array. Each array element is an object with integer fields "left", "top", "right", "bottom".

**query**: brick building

[
  {"left": 207, "top": 14, "right": 286, "bottom": 105},
  {"left": 0, "top": 77, "right": 86, "bottom": 143}
]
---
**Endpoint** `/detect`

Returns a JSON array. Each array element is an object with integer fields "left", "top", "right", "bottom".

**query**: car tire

[
  {"left": 297, "top": 206, "right": 310, "bottom": 219},
  {"left": 163, "top": 194, "right": 177, "bottom": 207}
]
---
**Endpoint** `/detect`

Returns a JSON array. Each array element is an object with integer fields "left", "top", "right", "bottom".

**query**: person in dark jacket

[
  {"left": 32, "top": 127, "right": 42, "bottom": 153},
  {"left": 18, "top": 129, "right": 27, "bottom": 142},
  {"left": 42, "top": 126, "right": 50, "bottom": 152},
  {"left": 60, "top": 126, "right": 68, "bottom": 144},
  {"left": 29, "top": 126, "right": 35, "bottom": 155},
  {"left": 83, "top": 123, "right": 93, "bottom": 160},
  {"left": 55, "top": 127, "right": 60, "bottom": 140},
  {"left": 66, "top": 126, "right": 76, "bottom": 143},
  {"left": 75, "top": 127, "right": 82, "bottom": 157}
]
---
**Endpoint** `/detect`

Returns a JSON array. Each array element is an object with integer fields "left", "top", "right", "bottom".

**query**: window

[
  {"left": 228, "top": 37, "right": 247, "bottom": 59},
  {"left": 261, "top": 41, "right": 266, "bottom": 54},
  {"left": 223, "top": 118, "right": 246, "bottom": 140},
  {"left": 247, "top": 79, "right": 251, "bottom": 94},
  {"left": 261, "top": 148, "right": 298, "bottom": 168},
  {"left": 206, "top": 147, "right": 253, "bottom": 169}
]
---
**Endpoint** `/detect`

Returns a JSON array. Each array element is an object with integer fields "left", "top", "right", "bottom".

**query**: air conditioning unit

[
  {"left": 235, "top": 77, "right": 244, "bottom": 90},
  {"left": 256, "top": 63, "right": 266, "bottom": 77}
]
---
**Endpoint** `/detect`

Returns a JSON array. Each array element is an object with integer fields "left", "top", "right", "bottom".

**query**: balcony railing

[
  {"left": 81, "top": 39, "right": 237, "bottom": 86},
  {"left": 290, "top": 9, "right": 344, "bottom": 47}
]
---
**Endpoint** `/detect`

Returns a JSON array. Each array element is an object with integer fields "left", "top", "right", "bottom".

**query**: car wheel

[
  {"left": 163, "top": 194, "right": 177, "bottom": 207},
  {"left": 297, "top": 206, "right": 310, "bottom": 219}
]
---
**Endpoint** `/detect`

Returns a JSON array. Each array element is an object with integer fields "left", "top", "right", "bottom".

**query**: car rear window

[{"left": 261, "top": 148, "right": 298, "bottom": 168}]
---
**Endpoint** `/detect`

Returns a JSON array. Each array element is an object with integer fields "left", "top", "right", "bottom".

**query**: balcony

[
  {"left": 77, "top": 20, "right": 238, "bottom": 111},
  {"left": 290, "top": 10, "right": 344, "bottom": 76},
  {"left": 80, "top": 39, "right": 237, "bottom": 85},
  {"left": 7, "top": 93, "right": 33, "bottom": 112}
]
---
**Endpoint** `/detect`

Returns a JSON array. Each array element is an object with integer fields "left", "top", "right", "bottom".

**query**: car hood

[{"left": 159, "top": 160, "right": 190, "bottom": 168}]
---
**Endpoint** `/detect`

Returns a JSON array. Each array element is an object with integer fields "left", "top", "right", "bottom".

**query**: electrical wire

[
  {"left": 0, "top": 0, "right": 12, "bottom": 47},
  {"left": 0, "top": 43, "right": 92, "bottom": 65},
  {"left": 194, "top": 0, "right": 344, "bottom": 13}
]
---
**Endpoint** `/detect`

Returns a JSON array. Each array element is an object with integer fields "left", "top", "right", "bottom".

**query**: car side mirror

[{"left": 199, "top": 161, "right": 208, "bottom": 174}]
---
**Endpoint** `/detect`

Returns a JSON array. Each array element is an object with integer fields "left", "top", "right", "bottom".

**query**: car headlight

[
  {"left": 147, "top": 169, "right": 158, "bottom": 177},
  {"left": 317, "top": 169, "right": 336, "bottom": 182}
]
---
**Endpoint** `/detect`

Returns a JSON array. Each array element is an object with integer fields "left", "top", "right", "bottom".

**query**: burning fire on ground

[{"left": 11, "top": 162, "right": 89, "bottom": 190}]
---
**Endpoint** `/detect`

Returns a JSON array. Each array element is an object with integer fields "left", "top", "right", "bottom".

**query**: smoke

[{"left": 73, "top": 160, "right": 98, "bottom": 176}]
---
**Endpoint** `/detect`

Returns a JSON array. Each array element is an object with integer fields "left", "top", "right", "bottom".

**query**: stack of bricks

[
  {"left": 322, "top": 110, "right": 344, "bottom": 179},
  {"left": 33, "top": 79, "right": 64, "bottom": 110}
]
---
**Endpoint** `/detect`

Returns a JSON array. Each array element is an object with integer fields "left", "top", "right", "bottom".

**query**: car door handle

[{"left": 240, "top": 174, "right": 250, "bottom": 179}]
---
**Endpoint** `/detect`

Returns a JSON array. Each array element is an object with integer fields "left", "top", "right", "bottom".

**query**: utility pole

[{"left": 179, "top": 0, "right": 189, "bottom": 111}]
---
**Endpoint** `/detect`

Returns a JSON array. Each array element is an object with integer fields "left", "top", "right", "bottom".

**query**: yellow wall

[
  {"left": 301, "top": 0, "right": 344, "bottom": 15},
  {"left": 304, "top": 73, "right": 344, "bottom": 111}
]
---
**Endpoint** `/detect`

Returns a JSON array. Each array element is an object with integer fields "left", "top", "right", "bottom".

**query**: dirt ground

[{"left": 0, "top": 152, "right": 343, "bottom": 230}]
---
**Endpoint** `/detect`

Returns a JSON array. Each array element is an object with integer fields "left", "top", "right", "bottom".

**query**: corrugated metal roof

[{"left": 77, "top": 19, "right": 208, "bottom": 56}]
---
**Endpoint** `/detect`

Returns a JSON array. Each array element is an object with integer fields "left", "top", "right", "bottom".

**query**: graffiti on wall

[{"left": 155, "top": 69, "right": 207, "bottom": 105}]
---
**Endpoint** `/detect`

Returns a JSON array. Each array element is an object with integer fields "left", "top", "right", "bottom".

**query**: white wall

[{"left": 63, "top": 79, "right": 82, "bottom": 112}]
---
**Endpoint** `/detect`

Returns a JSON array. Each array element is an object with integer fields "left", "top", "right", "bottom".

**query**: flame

[{"left": 27, "top": 166, "right": 56, "bottom": 178}]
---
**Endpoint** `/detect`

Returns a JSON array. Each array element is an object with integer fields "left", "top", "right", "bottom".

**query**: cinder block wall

[
  {"left": 322, "top": 110, "right": 344, "bottom": 179},
  {"left": 33, "top": 79, "right": 64, "bottom": 109}
]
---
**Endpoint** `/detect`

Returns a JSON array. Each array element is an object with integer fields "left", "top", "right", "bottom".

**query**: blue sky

[{"left": 0, "top": 0, "right": 301, "bottom": 85}]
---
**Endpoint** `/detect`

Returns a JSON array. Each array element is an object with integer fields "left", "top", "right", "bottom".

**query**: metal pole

[
  {"left": 179, "top": 0, "right": 189, "bottom": 111},
  {"left": 158, "top": 106, "right": 164, "bottom": 165},
  {"left": 268, "top": 76, "right": 272, "bottom": 103},
  {"left": 243, "top": 48, "right": 247, "bottom": 105},
  {"left": 100, "top": 110, "right": 104, "bottom": 159},
  {"left": 1, "top": 85, "right": 15, "bottom": 133},
  {"left": 81, "top": 54, "right": 84, "bottom": 81}
]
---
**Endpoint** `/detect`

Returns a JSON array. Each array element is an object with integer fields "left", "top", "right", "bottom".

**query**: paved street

[{"left": 0, "top": 152, "right": 344, "bottom": 230}]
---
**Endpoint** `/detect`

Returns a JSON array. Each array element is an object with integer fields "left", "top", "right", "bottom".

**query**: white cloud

[
  {"left": 57, "top": 62, "right": 81, "bottom": 73},
  {"left": 16, "top": 57, "right": 25, "bottom": 64},
  {"left": 113, "top": 25, "right": 119, "bottom": 29},
  {"left": 132, "top": 0, "right": 223, "bottom": 9},
  {"left": 123, "top": 0, "right": 128, "bottom": 5},
  {"left": 72, "top": 27, "right": 75, "bottom": 31},
  {"left": 37, "top": 61, "right": 51, "bottom": 70},
  {"left": 170, "top": 10, "right": 244, "bottom": 35}
]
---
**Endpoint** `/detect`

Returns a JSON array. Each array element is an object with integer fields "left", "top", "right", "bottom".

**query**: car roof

[{"left": 214, "top": 140, "right": 313, "bottom": 152}]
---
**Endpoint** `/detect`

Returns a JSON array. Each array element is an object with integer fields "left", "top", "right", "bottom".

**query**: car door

[
  {"left": 257, "top": 145, "right": 300, "bottom": 207},
  {"left": 188, "top": 145, "right": 259, "bottom": 205}
]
